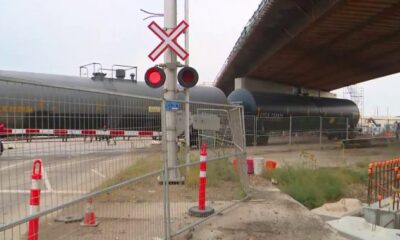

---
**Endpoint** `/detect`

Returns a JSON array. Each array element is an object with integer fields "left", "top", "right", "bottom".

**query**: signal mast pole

[
  {"left": 184, "top": 0, "right": 191, "bottom": 172},
  {"left": 163, "top": 0, "right": 182, "bottom": 182}
]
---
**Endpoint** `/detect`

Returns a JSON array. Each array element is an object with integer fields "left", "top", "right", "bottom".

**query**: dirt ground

[
  {"left": 181, "top": 178, "right": 346, "bottom": 240},
  {"left": 37, "top": 141, "right": 400, "bottom": 240},
  {"left": 38, "top": 177, "right": 346, "bottom": 240}
]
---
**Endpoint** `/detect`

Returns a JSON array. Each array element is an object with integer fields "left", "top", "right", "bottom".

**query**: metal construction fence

[
  {"left": 0, "top": 79, "right": 248, "bottom": 240},
  {"left": 367, "top": 158, "right": 400, "bottom": 207},
  {"left": 243, "top": 115, "right": 360, "bottom": 146}
]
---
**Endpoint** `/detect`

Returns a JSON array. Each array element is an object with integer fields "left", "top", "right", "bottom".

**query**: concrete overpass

[{"left": 215, "top": 0, "right": 400, "bottom": 97}]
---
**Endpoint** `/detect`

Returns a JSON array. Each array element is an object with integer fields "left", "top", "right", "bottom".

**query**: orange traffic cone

[{"left": 81, "top": 197, "right": 99, "bottom": 227}]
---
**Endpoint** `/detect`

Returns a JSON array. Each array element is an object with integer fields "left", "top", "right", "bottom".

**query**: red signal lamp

[
  {"left": 145, "top": 67, "right": 166, "bottom": 88},
  {"left": 177, "top": 66, "right": 198, "bottom": 88}
]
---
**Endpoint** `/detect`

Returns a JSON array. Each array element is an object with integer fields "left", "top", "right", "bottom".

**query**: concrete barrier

[
  {"left": 328, "top": 216, "right": 400, "bottom": 240},
  {"left": 364, "top": 197, "right": 400, "bottom": 229},
  {"left": 311, "top": 198, "right": 364, "bottom": 221}
]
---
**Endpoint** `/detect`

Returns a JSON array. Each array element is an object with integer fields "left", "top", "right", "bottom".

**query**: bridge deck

[{"left": 216, "top": 0, "right": 400, "bottom": 94}]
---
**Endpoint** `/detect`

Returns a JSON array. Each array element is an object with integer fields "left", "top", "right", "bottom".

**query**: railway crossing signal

[
  {"left": 146, "top": 0, "right": 190, "bottom": 184},
  {"left": 148, "top": 20, "right": 189, "bottom": 61}
]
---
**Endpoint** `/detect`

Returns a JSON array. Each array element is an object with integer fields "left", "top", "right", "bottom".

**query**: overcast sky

[{"left": 0, "top": 0, "right": 398, "bottom": 116}]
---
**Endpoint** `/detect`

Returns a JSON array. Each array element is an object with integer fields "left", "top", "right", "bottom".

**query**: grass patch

[
  {"left": 185, "top": 158, "right": 239, "bottom": 187},
  {"left": 183, "top": 158, "right": 246, "bottom": 200},
  {"left": 263, "top": 166, "right": 368, "bottom": 209},
  {"left": 179, "top": 147, "right": 240, "bottom": 188},
  {"left": 98, "top": 150, "right": 245, "bottom": 202},
  {"left": 207, "top": 159, "right": 240, "bottom": 186},
  {"left": 101, "top": 154, "right": 163, "bottom": 188}
]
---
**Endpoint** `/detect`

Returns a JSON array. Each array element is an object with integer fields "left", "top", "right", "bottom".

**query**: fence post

[
  {"left": 289, "top": 116, "right": 292, "bottom": 145},
  {"left": 161, "top": 99, "right": 172, "bottom": 240},
  {"left": 319, "top": 117, "right": 322, "bottom": 147},
  {"left": 254, "top": 116, "right": 257, "bottom": 146},
  {"left": 242, "top": 152, "right": 250, "bottom": 194},
  {"left": 185, "top": 96, "right": 191, "bottom": 175},
  {"left": 163, "top": 156, "right": 171, "bottom": 239},
  {"left": 346, "top": 117, "right": 349, "bottom": 140},
  {"left": 28, "top": 159, "right": 42, "bottom": 240}
]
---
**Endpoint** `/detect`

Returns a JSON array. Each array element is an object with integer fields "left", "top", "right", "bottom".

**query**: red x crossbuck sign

[{"left": 148, "top": 20, "right": 189, "bottom": 61}]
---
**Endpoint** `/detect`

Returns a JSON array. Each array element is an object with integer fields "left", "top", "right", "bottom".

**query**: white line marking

[
  {"left": 91, "top": 169, "right": 106, "bottom": 178},
  {"left": 45, "top": 153, "right": 125, "bottom": 172},
  {"left": 42, "top": 166, "right": 53, "bottom": 191},
  {"left": 0, "top": 161, "right": 30, "bottom": 172},
  {"left": 0, "top": 190, "right": 30, "bottom": 194},
  {"left": 45, "top": 158, "right": 100, "bottom": 171}
]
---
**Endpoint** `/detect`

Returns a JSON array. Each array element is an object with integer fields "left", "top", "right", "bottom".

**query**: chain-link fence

[
  {"left": 244, "top": 115, "right": 363, "bottom": 147},
  {"left": 0, "top": 79, "right": 248, "bottom": 240},
  {"left": 241, "top": 114, "right": 400, "bottom": 173}
]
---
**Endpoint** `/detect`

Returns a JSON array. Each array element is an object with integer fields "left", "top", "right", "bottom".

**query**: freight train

[
  {"left": 0, "top": 70, "right": 360, "bottom": 150},
  {"left": 0, "top": 70, "right": 227, "bottom": 129},
  {"left": 228, "top": 89, "right": 360, "bottom": 145},
  {"left": 0, "top": 70, "right": 227, "bottom": 150}
]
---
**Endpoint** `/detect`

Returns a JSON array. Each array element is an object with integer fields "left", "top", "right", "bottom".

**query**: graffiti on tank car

[
  {"left": 148, "top": 106, "right": 161, "bottom": 113},
  {"left": 38, "top": 99, "right": 44, "bottom": 111},
  {"left": 96, "top": 102, "right": 104, "bottom": 113},
  {"left": 260, "top": 112, "right": 284, "bottom": 118},
  {"left": 1, "top": 105, "right": 34, "bottom": 113}
]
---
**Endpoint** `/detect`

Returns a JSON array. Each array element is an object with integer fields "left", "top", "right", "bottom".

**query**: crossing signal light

[
  {"left": 177, "top": 67, "right": 198, "bottom": 88},
  {"left": 145, "top": 66, "right": 198, "bottom": 88},
  {"left": 145, "top": 67, "right": 166, "bottom": 88}
]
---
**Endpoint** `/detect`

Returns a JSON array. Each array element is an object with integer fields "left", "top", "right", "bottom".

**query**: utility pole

[
  {"left": 163, "top": 0, "right": 182, "bottom": 182},
  {"left": 184, "top": 0, "right": 191, "bottom": 172}
]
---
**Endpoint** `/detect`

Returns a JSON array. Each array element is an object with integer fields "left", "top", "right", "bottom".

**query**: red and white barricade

[
  {"left": 28, "top": 159, "right": 42, "bottom": 240},
  {"left": 0, "top": 128, "right": 161, "bottom": 138},
  {"left": 189, "top": 144, "right": 215, "bottom": 217}
]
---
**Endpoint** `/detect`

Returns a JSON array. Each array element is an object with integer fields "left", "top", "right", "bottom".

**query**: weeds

[
  {"left": 263, "top": 166, "right": 368, "bottom": 209},
  {"left": 100, "top": 150, "right": 245, "bottom": 201},
  {"left": 101, "top": 154, "right": 163, "bottom": 188},
  {"left": 185, "top": 158, "right": 239, "bottom": 187}
]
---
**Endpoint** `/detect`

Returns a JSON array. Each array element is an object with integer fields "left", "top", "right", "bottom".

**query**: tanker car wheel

[
  {"left": 246, "top": 135, "right": 270, "bottom": 146},
  {"left": 337, "top": 133, "right": 346, "bottom": 140},
  {"left": 348, "top": 132, "right": 357, "bottom": 139},
  {"left": 0, "top": 141, "right": 3, "bottom": 156},
  {"left": 246, "top": 136, "right": 256, "bottom": 146},
  {"left": 257, "top": 136, "right": 269, "bottom": 145}
]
